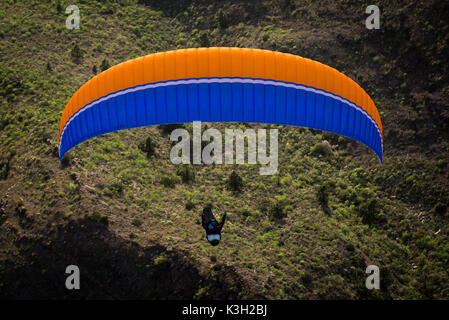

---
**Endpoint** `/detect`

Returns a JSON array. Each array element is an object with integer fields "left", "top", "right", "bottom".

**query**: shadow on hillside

[{"left": 1, "top": 216, "right": 247, "bottom": 299}]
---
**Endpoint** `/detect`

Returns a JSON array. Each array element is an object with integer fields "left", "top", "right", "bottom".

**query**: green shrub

[
  {"left": 56, "top": 1, "right": 62, "bottom": 14},
  {"left": 269, "top": 201, "right": 287, "bottom": 219},
  {"left": 358, "top": 198, "right": 384, "bottom": 224},
  {"left": 176, "top": 165, "right": 195, "bottom": 184},
  {"left": 70, "top": 43, "right": 83, "bottom": 64},
  {"left": 434, "top": 202, "right": 447, "bottom": 216},
  {"left": 132, "top": 217, "right": 143, "bottom": 227},
  {"left": 158, "top": 123, "right": 184, "bottom": 135},
  {"left": 15, "top": 200, "right": 26, "bottom": 216},
  {"left": 60, "top": 153, "right": 72, "bottom": 167},
  {"left": 0, "top": 214, "right": 7, "bottom": 226},
  {"left": 268, "top": 195, "right": 290, "bottom": 220},
  {"left": 104, "top": 180, "right": 123, "bottom": 197},
  {"left": 380, "top": 266, "right": 394, "bottom": 294},
  {"left": 185, "top": 200, "right": 195, "bottom": 210},
  {"left": 100, "top": 2, "right": 115, "bottom": 14},
  {"left": 68, "top": 182, "right": 78, "bottom": 193},
  {"left": 227, "top": 170, "right": 243, "bottom": 193},
  {"left": 91, "top": 211, "right": 108, "bottom": 225},
  {"left": 154, "top": 253, "right": 171, "bottom": 267},
  {"left": 160, "top": 174, "right": 179, "bottom": 188},
  {"left": 194, "top": 285, "right": 211, "bottom": 300},
  {"left": 199, "top": 31, "right": 209, "bottom": 46},
  {"left": 217, "top": 8, "right": 229, "bottom": 29},
  {"left": 311, "top": 141, "right": 333, "bottom": 157},
  {"left": 0, "top": 202, "right": 7, "bottom": 226},
  {"left": 0, "top": 159, "right": 9, "bottom": 180},
  {"left": 109, "top": 180, "right": 123, "bottom": 195},
  {"left": 100, "top": 59, "right": 110, "bottom": 72},
  {"left": 138, "top": 136, "right": 156, "bottom": 157},
  {"left": 316, "top": 185, "right": 329, "bottom": 205},
  {"left": 301, "top": 272, "right": 313, "bottom": 288},
  {"left": 262, "top": 33, "right": 269, "bottom": 42}
]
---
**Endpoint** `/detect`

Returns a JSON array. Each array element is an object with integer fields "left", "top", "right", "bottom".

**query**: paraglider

[
  {"left": 58, "top": 47, "right": 383, "bottom": 162},
  {"left": 202, "top": 206, "right": 227, "bottom": 246}
]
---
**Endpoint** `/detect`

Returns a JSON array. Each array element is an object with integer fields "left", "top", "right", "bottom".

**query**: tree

[
  {"left": 176, "top": 165, "right": 195, "bottom": 184},
  {"left": 316, "top": 185, "right": 329, "bottom": 205},
  {"left": 56, "top": 1, "right": 62, "bottom": 14},
  {"left": 217, "top": 8, "right": 229, "bottom": 29},
  {"left": 316, "top": 184, "right": 332, "bottom": 215},
  {"left": 70, "top": 43, "right": 83, "bottom": 64},
  {"left": 100, "top": 59, "right": 110, "bottom": 72},
  {"left": 227, "top": 170, "right": 243, "bottom": 193},
  {"left": 138, "top": 136, "right": 156, "bottom": 157}
]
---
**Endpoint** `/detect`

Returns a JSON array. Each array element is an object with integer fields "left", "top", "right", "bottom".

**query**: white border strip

[{"left": 59, "top": 78, "right": 382, "bottom": 158}]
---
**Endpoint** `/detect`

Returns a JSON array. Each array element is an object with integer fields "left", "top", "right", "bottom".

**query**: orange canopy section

[{"left": 59, "top": 47, "right": 383, "bottom": 162}]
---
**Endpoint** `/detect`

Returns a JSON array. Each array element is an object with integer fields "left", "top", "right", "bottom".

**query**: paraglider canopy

[{"left": 58, "top": 47, "right": 383, "bottom": 162}]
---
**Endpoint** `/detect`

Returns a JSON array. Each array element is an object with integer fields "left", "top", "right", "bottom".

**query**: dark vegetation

[
  {"left": 0, "top": 0, "right": 448, "bottom": 299},
  {"left": 177, "top": 165, "right": 195, "bottom": 184},
  {"left": 226, "top": 170, "right": 243, "bottom": 193},
  {"left": 100, "top": 59, "right": 110, "bottom": 72},
  {"left": 138, "top": 135, "right": 156, "bottom": 157}
]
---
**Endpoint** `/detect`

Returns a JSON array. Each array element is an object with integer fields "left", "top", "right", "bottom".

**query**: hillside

[{"left": 0, "top": 0, "right": 448, "bottom": 299}]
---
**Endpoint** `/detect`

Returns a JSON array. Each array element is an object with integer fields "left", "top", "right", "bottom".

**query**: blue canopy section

[{"left": 59, "top": 78, "right": 383, "bottom": 162}]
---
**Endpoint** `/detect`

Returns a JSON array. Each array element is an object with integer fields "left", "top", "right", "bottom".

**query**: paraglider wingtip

[{"left": 378, "top": 154, "right": 383, "bottom": 164}]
